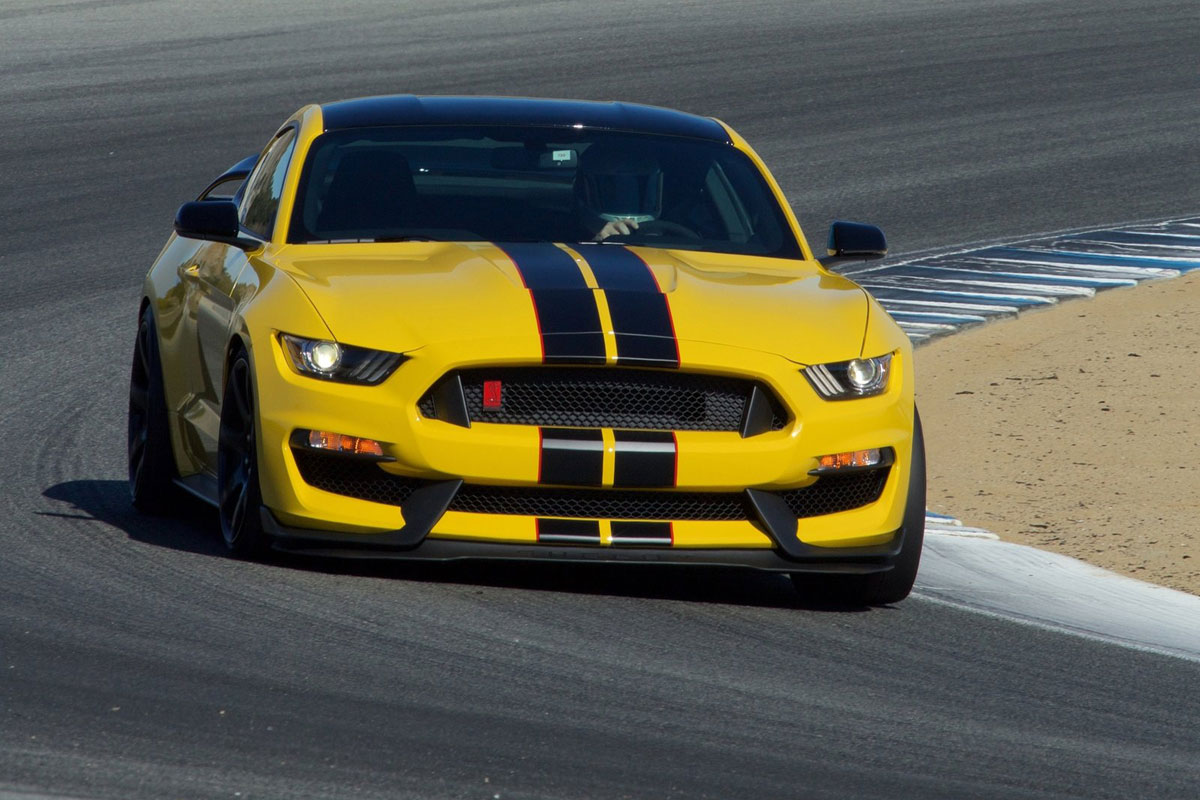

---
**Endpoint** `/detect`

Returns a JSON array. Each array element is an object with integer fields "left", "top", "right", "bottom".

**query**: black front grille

[
  {"left": 780, "top": 470, "right": 890, "bottom": 518},
  {"left": 293, "top": 449, "right": 889, "bottom": 522},
  {"left": 451, "top": 483, "right": 748, "bottom": 521},
  {"left": 294, "top": 450, "right": 423, "bottom": 507},
  {"left": 418, "top": 367, "right": 787, "bottom": 432}
]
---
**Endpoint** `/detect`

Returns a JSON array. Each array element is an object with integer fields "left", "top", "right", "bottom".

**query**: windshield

[{"left": 287, "top": 126, "right": 802, "bottom": 258}]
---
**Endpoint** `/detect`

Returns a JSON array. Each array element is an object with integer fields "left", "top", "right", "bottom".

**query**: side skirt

[{"left": 174, "top": 474, "right": 219, "bottom": 507}]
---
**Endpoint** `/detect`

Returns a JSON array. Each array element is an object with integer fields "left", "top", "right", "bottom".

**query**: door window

[{"left": 240, "top": 129, "right": 297, "bottom": 239}]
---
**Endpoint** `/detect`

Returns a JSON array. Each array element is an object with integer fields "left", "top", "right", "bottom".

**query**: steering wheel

[{"left": 631, "top": 219, "right": 701, "bottom": 240}]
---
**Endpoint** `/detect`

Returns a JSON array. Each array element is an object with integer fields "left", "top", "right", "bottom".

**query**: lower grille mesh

[
  {"left": 294, "top": 450, "right": 422, "bottom": 506},
  {"left": 293, "top": 449, "right": 889, "bottom": 521},
  {"left": 451, "top": 483, "right": 747, "bottom": 521},
  {"left": 779, "top": 470, "right": 889, "bottom": 518}
]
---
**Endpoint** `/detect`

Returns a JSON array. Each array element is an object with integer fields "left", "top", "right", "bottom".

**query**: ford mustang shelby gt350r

[{"left": 129, "top": 95, "right": 924, "bottom": 604}]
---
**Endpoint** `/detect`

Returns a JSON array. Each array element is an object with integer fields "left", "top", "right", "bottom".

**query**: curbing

[{"left": 853, "top": 216, "right": 1200, "bottom": 657}]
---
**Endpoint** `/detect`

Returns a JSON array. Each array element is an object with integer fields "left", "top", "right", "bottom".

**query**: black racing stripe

[
  {"left": 499, "top": 242, "right": 606, "bottom": 364},
  {"left": 610, "top": 521, "right": 673, "bottom": 546},
  {"left": 498, "top": 242, "right": 587, "bottom": 289},
  {"left": 540, "top": 428, "right": 604, "bottom": 486},
  {"left": 612, "top": 430, "right": 677, "bottom": 488},
  {"left": 606, "top": 291, "right": 679, "bottom": 367},
  {"left": 537, "top": 518, "right": 602, "bottom": 544},
  {"left": 577, "top": 244, "right": 660, "bottom": 292},
  {"left": 530, "top": 289, "right": 606, "bottom": 364},
  {"left": 577, "top": 246, "right": 679, "bottom": 368}
]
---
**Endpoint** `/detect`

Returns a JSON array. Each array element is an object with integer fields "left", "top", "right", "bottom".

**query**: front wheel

[
  {"left": 860, "top": 409, "right": 926, "bottom": 604},
  {"left": 217, "top": 349, "right": 268, "bottom": 558},
  {"left": 791, "top": 408, "right": 926, "bottom": 606},
  {"left": 127, "top": 308, "right": 181, "bottom": 513}
]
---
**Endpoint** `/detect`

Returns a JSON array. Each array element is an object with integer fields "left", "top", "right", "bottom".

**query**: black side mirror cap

[
  {"left": 819, "top": 220, "right": 887, "bottom": 267},
  {"left": 174, "top": 201, "right": 260, "bottom": 250}
]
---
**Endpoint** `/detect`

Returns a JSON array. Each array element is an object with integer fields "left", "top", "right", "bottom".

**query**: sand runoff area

[{"left": 916, "top": 269, "right": 1199, "bottom": 595}]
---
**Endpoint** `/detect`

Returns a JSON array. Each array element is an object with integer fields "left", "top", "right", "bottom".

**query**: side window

[{"left": 240, "top": 129, "right": 297, "bottom": 239}]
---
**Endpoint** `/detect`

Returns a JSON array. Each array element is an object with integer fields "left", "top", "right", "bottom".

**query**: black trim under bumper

[{"left": 260, "top": 507, "right": 905, "bottom": 575}]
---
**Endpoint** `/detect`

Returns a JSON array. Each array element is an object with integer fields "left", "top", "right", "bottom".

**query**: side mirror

[
  {"left": 820, "top": 220, "right": 887, "bottom": 267},
  {"left": 174, "top": 201, "right": 259, "bottom": 250}
]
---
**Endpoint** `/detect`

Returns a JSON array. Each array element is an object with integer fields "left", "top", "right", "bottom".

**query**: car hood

[{"left": 272, "top": 242, "right": 868, "bottom": 365}]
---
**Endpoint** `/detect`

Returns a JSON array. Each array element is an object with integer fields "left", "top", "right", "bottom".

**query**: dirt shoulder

[{"left": 914, "top": 269, "right": 1200, "bottom": 595}]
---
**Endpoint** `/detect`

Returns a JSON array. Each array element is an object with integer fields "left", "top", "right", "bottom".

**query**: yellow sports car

[{"left": 129, "top": 95, "right": 924, "bottom": 604}]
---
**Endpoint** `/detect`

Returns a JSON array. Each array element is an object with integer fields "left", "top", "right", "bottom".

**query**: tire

[
  {"left": 791, "top": 408, "right": 927, "bottom": 606},
  {"left": 859, "top": 408, "right": 926, "bottom": 604},
  {"left": 128, "top": 308, "right": 182, "bottom": 513},
  {"left": 217, "top": 348, "right": 268, "bottom": 558}
]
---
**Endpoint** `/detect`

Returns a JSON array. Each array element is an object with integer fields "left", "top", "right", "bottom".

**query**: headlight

[
  {"left": 803, "top": 353, "right": 892, "bottom": 399},
  {"left": 280, "top": 334, "right": 407, "bottom": 385}
]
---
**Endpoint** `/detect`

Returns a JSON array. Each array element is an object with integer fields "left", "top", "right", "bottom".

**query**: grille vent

[
  {"left": 293, "top": 448, "right": 888, "bottom": 521},
  {"left": 418, "top": 367, "right": 788, "bottom": 432}
]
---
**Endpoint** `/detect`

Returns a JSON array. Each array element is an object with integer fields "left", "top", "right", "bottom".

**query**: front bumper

[
  {"left": 250, "top": 331, "right": 916, "bottom": 556},
  {"left": 261, "top": 506, "right": 906, "bottom": 574}
]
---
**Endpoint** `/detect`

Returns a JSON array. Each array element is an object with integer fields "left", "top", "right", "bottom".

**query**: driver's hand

[{"left": 594, "top": 218, "right": 639, "bottom": 241}]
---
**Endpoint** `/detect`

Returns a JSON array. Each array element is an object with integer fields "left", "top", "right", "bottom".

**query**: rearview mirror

[
  {"left": 174, "top": 201, "right": 258, "bottom": 250},
  {"left": 820, "top": 220, "right": 887, "bottom": 267}
]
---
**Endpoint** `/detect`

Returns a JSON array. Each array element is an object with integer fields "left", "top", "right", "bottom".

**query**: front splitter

[{"left": 260, "top": 507, "right": 902, "bottom": 574}]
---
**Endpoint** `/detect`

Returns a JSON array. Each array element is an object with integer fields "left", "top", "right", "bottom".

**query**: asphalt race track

[{"left": 2, "top": 2, "right": 1199, "bottom": 798}]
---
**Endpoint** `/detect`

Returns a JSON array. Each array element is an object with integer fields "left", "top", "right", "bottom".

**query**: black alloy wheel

[
  {"left": 792, "top": 408, "right": 927, "bottom": 606},
  {"left": 218, "top": 350, "right": 268, "bottom": 557},
  {"left": 859, "top": 408, "right": 926, "bottom": 604},
  {"left": 128, "top": 308, "right": 180, "bottom": 512}
]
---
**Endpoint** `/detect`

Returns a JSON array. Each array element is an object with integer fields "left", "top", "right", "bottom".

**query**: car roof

[{"left": 318, "top": 95, "right": 732, "bottom": 143}]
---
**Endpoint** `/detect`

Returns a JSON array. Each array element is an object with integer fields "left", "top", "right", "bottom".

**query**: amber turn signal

[
  {"left": 304, "top": 429, "right": 385, "bottom": 458},
  {"left": 813, "top": 448, "right": 885, "bottom": 474}
]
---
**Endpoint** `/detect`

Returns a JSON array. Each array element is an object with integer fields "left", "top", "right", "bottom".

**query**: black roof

[{"left": 319, "top": 95, "right": 731, "bottom": 143}]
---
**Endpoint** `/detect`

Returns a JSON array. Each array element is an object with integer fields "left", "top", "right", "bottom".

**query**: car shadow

[
  {"left": 42, "top": 479, "right": 874, "bottom": 613},
  {"left": 42, "top": 479, "right": 226, "bottom": 557}
]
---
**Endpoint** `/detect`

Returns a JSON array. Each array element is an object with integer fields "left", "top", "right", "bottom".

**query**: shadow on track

[
  {"left": 42, "top": 478, "right": 876, "bottom": 613},
  {"left": 42, "top": 479, "right": 225, "bottom": 557}
]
